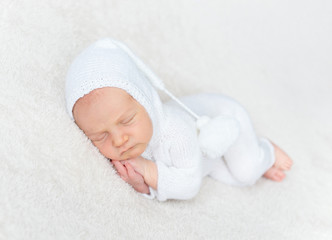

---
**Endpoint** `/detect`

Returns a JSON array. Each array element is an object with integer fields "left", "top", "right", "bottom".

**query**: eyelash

[
  {"left": 121, "top": 115, "right": 135, "bottom": 125},
  {"left": 93, "top": 133, "right": 107, "bottom": 142}
]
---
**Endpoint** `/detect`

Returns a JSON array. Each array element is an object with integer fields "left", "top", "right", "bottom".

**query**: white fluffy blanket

[{"left": 1, "top": 0, "right": 331, "bottom": 239}]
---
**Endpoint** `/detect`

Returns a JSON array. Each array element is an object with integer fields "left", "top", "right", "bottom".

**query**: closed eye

[
  {"left": 121, "top": 114, "right": 136, "bottom": 125},
  {"left": 92, "top": 132, "right": 108, "bottom": 142}
]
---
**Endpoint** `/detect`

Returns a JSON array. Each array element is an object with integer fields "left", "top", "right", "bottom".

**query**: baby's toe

[
  {"left": 264, "top": 167, "right": 285, "bottom": 182},
  {"left": 275, "top": 171, "right": 286, "bottom": 181},
  {"left": 284, "top": 158, "right": 293, "bottom": 170}
]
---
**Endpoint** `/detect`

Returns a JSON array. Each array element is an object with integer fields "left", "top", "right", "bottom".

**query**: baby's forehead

[
  {"left": 73, "top": 86, "right": 139, "bottom": 121},
  {"left": 82, "top": 88, "right": 105, "bottom": 104},
  {"left": 80, "top": 87, "right": 133, "bottom": 105}
]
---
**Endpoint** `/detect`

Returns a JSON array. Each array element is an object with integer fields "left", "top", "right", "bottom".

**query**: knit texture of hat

[{"left": 65, "top": 38, "right": 165, "bottom": 148}]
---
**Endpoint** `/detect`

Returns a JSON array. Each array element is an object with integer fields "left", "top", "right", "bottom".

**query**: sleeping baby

[{"left": 65, "top": 38, "right": 293, "bottom": 201}]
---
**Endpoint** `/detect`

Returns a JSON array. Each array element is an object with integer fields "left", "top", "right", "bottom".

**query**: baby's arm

[
  {"left": 112, "top": 160, "right": 150, "bottom": 194},
  {"left": 117, "top": 151, "right": 201, "bottom": 201}
]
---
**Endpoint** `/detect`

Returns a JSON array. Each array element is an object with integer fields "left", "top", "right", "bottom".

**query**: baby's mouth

[{"left": 121, "top": 145, "right": 136, "bottom": 156}]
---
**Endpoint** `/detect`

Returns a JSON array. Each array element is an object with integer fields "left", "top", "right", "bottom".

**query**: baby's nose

[{"left": 112, "top": 133, "right": 128, "bottom": 148}]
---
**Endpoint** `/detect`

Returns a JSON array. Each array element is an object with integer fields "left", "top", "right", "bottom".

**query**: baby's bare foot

[
  {"left": 270, "top": 142, "right": 293, "bottom": 171},
  {"left": 263, "top": 141, "right": 293, "bottom": 182},
  {"left": 263, "top": 167, "right": 285, "bottom": 182}
]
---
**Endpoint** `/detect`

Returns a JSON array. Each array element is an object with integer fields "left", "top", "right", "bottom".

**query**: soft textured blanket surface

[{"left": 1, "top": 0, "right": 331, "bottom": 239}]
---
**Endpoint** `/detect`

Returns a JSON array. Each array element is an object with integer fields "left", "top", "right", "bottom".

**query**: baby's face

[{"left": 73, "top": 87, "right": 153, "bottom": 161}]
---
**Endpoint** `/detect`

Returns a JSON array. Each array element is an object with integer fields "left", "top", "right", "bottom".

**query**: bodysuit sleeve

[{"left": 143, "top": 112, "right": 203, "bottom": 201}]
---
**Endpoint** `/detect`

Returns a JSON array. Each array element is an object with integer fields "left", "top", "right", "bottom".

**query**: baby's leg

[
  {"left": 179, "top": 93, "right": 275, "bottom": 185},
  {"left": 205, "top": 157, "right": 249, "bottom": 187}
]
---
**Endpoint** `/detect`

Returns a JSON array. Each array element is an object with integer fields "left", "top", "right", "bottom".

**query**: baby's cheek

[
  {"left": 135, "top": 120, "right": 152, "bottom": 142},
  {"left": 142, "top": 125, "right": 153, "bottom": 143},
  {"left": 95, "top": 139, "right": 113, "bottom": 159}
]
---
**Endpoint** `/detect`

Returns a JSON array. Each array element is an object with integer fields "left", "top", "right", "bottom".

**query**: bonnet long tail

[{"left": 111, "top": 38, "right": 240, "bottom": 159}]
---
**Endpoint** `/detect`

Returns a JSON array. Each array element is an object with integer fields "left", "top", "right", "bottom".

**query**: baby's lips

[{"left": 121, "top": 144, "right": 137, "bottom": 156}]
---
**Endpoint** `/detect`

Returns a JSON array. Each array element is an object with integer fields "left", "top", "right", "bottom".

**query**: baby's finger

[
  {"left": 114, "top": 161, "right": 127, "bottom": 175},
  {"left": 125, "top": 163, "right": 138, "bottom": 179},
  {"left": 113, "top": 160, "right": 128, "bottom": 178}
]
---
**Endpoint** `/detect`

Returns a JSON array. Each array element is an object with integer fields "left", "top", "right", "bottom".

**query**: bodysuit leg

[{"left": 178, "top": 93, "right": 275, "bottom": 186}]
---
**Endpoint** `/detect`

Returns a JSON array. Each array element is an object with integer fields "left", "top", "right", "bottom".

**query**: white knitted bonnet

[{"left": 65, "top": 38, "right": 164, "bottom": 148}]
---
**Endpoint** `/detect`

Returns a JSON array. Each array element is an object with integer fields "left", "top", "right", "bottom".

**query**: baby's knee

[{"left": 230, "top": 165, "right": 260, "bottom": 186}]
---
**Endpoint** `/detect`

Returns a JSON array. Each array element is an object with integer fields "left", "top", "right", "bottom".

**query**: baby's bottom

[{"left": 179, "top": 93, "right": 275, "bottom": 186}]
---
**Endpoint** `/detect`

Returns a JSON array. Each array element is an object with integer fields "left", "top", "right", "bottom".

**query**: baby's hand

[
  {"left": 112, "top": 160, "right": 150, "bottom": 194},
  {"left": 122, "top": 156, "right": 147, "bottom": 176},
  {"left": 123, "top": 157, "right": 158, "bottom": 190}
]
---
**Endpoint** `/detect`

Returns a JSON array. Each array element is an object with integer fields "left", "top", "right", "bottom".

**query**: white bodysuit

[
  {"left": 142, "top": 93, "right": 275, "bottom": 201},
  {"left": 65, "top": 38, "right": 275, "bottom": 202}
]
